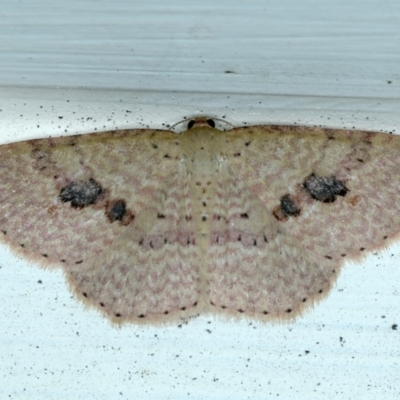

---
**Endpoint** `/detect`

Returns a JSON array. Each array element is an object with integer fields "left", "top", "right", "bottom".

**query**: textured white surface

[{"left": 0, "top": 0, "right": 400, "bottom": 399}]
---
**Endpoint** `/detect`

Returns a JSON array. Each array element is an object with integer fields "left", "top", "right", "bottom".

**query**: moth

[{"left": 0, "top": 117, "right": 399, "bottom": 324}]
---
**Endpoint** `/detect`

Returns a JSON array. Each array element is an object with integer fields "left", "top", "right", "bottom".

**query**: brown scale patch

[
  {"left": 30, "top": 147, "right": 58, "bottom": 175},
  {"left": 31, "top": 147, "right": 55, "bottom": 171},
  {"left": 348, "top": 195, "right": 361, "bottom": 206},
  {"left": 47, "top": 205, "right": 58, "bottom": 215},
  {"left": 340, "top": 141, "right": 372, "bottom": 171}
]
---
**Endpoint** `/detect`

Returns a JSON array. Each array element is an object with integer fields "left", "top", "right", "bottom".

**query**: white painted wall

[{"left": 1, "top": 1, "right": 399, "bottom": 399}]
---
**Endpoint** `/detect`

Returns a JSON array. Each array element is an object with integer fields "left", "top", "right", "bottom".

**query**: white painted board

[{"left": 1, "top": 1, "right": 399, "bottom": 399}]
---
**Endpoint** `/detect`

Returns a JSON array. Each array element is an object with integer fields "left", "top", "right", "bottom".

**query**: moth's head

[
  {"left": 187, "top": 118, "right": 216, "bottom": 130},
  {"left": 171, "top": 116, "right": 233, "bottom": 133}
]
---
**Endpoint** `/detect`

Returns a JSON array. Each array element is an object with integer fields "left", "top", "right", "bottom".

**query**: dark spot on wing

[
  {"left": 273, "top": 194, "right": 301, "bottom": 221},
  {"left": 106, "top": 199, "right": 126, "bottom": 221},
  {"left": 60, "top": 178, "right": 103, "bottom": 207},
  {"left": 105, "top": 199, "right": 134, "bottom": 225},
  {"left": 281, "top": 195, "right": 301, "bottom": 216},
  {"left": 303, "top": 174, "right": 348, "bottom": 203}
]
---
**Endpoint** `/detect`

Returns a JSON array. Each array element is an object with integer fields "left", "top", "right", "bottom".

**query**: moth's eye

[
  {"left": 188, "top": 120, "right": 196, "bottom": 129},
  {"left": 206, "top": 119, "right": 216, "bottom": 128}
]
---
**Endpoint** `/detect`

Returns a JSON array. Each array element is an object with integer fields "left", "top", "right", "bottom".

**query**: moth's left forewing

[
  {"left": 0, "top": 129, "right": 178, "bottom": 267},
  {"left": 0, "top": 128, "right": 205, "bottom": 324}
]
